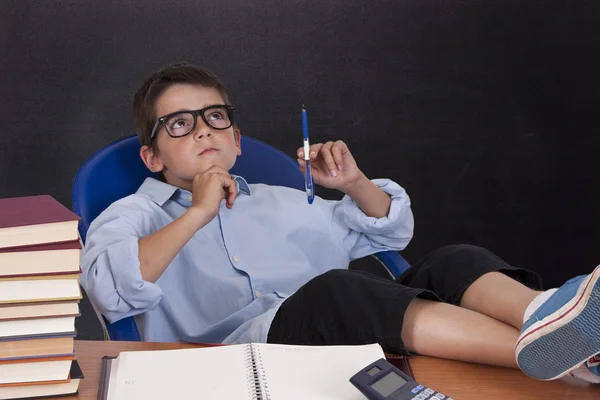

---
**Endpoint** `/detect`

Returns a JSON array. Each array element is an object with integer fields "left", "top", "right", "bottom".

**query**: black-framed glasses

[{"left": 150, "top": 105, "right": 235, "bottom": 140}]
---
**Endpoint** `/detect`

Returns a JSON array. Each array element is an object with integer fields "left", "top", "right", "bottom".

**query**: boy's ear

[
  {"left": 140, "top": 145, "right": 165, "bottom": 173},
  {"left": 234, "top": 128, "right": 242, "bottom": 156}
]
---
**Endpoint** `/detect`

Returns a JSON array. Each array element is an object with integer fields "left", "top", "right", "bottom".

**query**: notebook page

[
  {"left": 256, "top": 343, "right": 385, "bottom": 399},
  {"left": 106, "top": 345, "right": 250, "bottom": 400}
]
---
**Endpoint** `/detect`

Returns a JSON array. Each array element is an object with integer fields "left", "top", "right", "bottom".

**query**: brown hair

[{"left": 133, "top": 62, "right": 231, "bottom": 154}]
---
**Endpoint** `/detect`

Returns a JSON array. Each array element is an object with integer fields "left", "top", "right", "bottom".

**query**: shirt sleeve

[
  {"left": 321, "top": 179, "right": 414, "bottom": 260},
  {"left": 79, "top": 197, "right": 164, "bottom": 323}
]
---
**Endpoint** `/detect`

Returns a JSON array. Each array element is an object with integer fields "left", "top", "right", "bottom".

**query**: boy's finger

[
  {"left": 297, "top": 158, "right": 306, "bottom": 166},
  {"left": 296, "top": 147, "right": 305, "bottom": 158},
  {"left": 226, "top": 190, "right": 237, "bottom": 209},
  {"left": 331, "top": 142, "right": 344, "bottom": 171},
  {"left": 223, "top": 177, "right": 237, "bottom": 208},
  {"left": 320, "top": 142, "right": 338, "bottom": 177},
  {"left": 309, "top": 143, "right": 322, "bottom": 160}
]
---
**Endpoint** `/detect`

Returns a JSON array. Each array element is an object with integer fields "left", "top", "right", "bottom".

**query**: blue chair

[{"left": 72, "top": 134, "right": 411, "bottom": 341}]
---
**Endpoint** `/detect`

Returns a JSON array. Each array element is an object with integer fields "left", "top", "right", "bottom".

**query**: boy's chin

[{"left": 196, "top": 160, "right": 235, "bottom": 174}]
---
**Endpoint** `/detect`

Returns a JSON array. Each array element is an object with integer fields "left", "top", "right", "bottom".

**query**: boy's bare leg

[
  {"left": 459, "top": 271, "right": 540, "bottom": 329},
  {"left": 401, "top": 298, "right": 519, "bottom": 368}
]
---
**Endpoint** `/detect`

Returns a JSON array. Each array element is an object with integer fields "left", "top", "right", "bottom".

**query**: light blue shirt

[{"left": 80, "top": 176, "right": 414, "bottom": 344}]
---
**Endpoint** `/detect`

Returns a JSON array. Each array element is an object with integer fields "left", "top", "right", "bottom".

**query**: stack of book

[{"left": 0, "top": 195, "right": 84, "bottom": 399}]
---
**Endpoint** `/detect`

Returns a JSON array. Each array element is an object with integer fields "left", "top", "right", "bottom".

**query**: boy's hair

[{"left": 133, "top": 62, "right": 232, "bottom": 155}]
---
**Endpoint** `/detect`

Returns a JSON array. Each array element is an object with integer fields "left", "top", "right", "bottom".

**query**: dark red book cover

[
  {"left": 0, "top": 240, "right": 82, "bottom": 253},
  {"left": 0, "top": 195, "right": 80, "bottom": 229}
]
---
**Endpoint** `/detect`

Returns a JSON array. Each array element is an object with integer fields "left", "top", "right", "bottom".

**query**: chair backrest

[
  {"left": 72, "top": 134, "right": 409, "bottom": 341},
  {"left": 72, "top": 134, "right": 304, "bottom": 241}
]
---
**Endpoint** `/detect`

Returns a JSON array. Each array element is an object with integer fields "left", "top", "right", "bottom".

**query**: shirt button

[
  {"left": 232, "top": 255, "right": 239, "bottom": 262},
  {"left": 255, "top": 290, "right": 261, "bottom": 297}
]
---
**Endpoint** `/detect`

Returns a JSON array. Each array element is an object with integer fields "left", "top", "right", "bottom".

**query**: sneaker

[
  {"left": 516, "top": 265, "right": 600, "bottom": 380},
  {"left": 569, "top": 354, "right": 600, "bottom": 384}
]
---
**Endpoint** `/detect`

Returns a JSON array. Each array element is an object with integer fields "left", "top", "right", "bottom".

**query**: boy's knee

[
  {"left": 311, "top": 269, "right": 348, "bottom": 283},
  {"left": 303, "top": 269, "right": 356, "bottom": 292},
  {"left": 434, "top": 244, "right": 492, "bottom": 260}
]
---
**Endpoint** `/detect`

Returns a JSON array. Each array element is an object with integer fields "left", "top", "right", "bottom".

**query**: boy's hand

[
  {"left": 138, "top": 166, "right": 237, "bottom": 283},
  {"left": 189, "top": 166, "right": 238, "bottom": 220},
  {"left": 297, "top": 140, "right": 367, "bottom": 193}
]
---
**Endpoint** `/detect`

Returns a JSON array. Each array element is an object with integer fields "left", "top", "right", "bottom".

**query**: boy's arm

[
  {"left": 80, "top": 167, "right": 238, "bottom": 322},
  {"left": 137, "top": 207, "right": 210, "bottom": 282},
  {"left": 80, "top": 202, "right": 165, "bottom": 322},
  {"left": 297, "top": 140, "right": 413, "bottom": 259},
  {"left": 326, "top": 178, "right": 414, "bottom": 260},
  {"left": 337, "top": 174, "right": 391, "bottom": 218},
  {"left": 138, "top": 166, "right": 238, "bottom": 282},
  {"left": 297, "top": 140, "right": 392, "bottom": 218}
]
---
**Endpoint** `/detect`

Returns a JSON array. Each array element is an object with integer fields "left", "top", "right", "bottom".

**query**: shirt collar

[{"left": 136, "top": 175, "right": 252, "bottom": 208}]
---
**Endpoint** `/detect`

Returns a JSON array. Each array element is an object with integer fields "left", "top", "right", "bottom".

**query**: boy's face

[{"left": 141, "top": 84, "right": 241, "bottom": 190}]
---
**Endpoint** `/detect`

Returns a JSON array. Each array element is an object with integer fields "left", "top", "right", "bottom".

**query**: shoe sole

[{"left": 516, "top": 265, "right": 600, "bottom": 380}]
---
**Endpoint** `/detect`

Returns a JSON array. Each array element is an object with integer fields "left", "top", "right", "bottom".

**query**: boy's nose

[{"left": 194, "top": 117, "right": 212, "bottom": 139}]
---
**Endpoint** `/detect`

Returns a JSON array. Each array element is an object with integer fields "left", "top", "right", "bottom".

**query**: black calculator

[{"left": 350, "top": 358, "right": 453, "bottom": 400}]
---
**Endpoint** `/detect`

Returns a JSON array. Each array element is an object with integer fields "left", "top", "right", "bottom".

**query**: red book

[
  {"left": 0, "top": 240, "right": 82, "bottom": 278},
  {"left": 0, "top": 195, "right": 80, "bottom": 250}
]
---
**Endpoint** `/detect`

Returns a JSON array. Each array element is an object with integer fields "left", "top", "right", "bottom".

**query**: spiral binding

[{"left": 244, "top": 344, "right": 271, "bottom": 400}]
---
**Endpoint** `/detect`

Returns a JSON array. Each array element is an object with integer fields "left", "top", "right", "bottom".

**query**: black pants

[{"left": 267, "top": 245, "right": 542, "bottom": 355}]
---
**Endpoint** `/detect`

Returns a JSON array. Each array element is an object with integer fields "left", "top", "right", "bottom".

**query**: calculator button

[
  {"left": 424, "top": 389, "right": 435, "bottom": 395},
  {"left": 418, "top": 394, "right": 430, "bottom": 400},
  {"left": 430, "top": 397, "right": 441, "bottom": 400},
  {"left": 436, "top": 395, "right": 446, "bottom": 399},
  {"left": 416, "top": 385, "right": 424, "bottom": 390},
  {"left": 411, "top": 387, "right": 420, "bottom": 394}
]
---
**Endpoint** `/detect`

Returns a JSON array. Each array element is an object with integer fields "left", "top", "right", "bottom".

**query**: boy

[{"left": 81, "top": 62, "right": 600, "bottom": 383}]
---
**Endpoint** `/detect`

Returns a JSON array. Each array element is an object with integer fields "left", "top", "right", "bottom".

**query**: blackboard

[{"left": 2, "top": 0, "right": 600, "bottom": 338}]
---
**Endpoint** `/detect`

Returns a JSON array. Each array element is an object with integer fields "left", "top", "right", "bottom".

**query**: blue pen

[{"left": 302, "top": 105, "right": 315, "bottom": 204}]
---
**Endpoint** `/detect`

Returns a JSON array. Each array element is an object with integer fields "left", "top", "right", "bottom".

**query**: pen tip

[{"left": 302, "top": 104, "right": 305, "bottom": 110}]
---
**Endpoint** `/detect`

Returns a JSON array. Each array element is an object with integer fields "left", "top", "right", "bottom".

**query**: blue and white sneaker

[
  {"left": 516, "top": 265, "right": 600, "bottom": 381},
  {"left": 569, "top": 354, "right": 600, "bottom": 383}
]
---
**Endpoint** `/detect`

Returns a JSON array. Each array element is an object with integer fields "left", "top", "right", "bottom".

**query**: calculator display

[{"left": 370, "top": 371, "right": 408, "bottom": 397}]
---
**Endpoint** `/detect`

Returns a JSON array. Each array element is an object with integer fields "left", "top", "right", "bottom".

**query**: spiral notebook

[{"left": 98, "top": 343, "right": 412, "bottom": 400}]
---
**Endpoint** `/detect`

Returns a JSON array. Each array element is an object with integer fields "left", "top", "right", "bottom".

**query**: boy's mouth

[{"left": 198, "top": 147, "right": 218, "bottom": 156}]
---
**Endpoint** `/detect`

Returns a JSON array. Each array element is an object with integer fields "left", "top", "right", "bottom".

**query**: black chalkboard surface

[{"left": 1, "top": 1, "right": 600, "bottom": 339}]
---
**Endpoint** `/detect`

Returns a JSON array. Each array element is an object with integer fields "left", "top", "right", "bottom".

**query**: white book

[
  {"left": 103, "top": 343, "right": 386, "bottom": 400},
  {"left": 0, "top": 377, "right": 81, "bottom": 400},
  {"left": 0, "top": 279, "right": 81, "bottom": 304},
  {"left": 0, "top": 359, "right": 72, "bottom": 385},
  {"left": 0, "top": 247, "right": 80, "bottom": 277},
  {"left": 0, "top": 221, "right": 78, "bottom": 250},
  {"left": 0, "top": 301, "right": 80, "bottom": 321},
  {"left": 0, "top": 316, "right": 76, "bottom": 339}
]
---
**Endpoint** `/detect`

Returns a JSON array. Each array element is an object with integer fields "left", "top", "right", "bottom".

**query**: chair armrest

[
  {"left": 370, "top": 251, "right": 411, "bottom": 279},
  {"left": 103, "top": 316, "right": 142, "bottom": 341}
]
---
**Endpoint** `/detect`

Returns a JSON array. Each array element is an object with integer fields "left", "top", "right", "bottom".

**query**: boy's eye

[
  {"left": 206, "top": 110, "right": 225, "bottom": 121},
  {"left": 166, "top": 113, "right": 194, "bottom": 132}
]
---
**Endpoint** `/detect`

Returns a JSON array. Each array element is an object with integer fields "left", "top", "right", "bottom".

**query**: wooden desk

[{"left": 57, "top": 340, "right": 600, "bottom": 399}]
